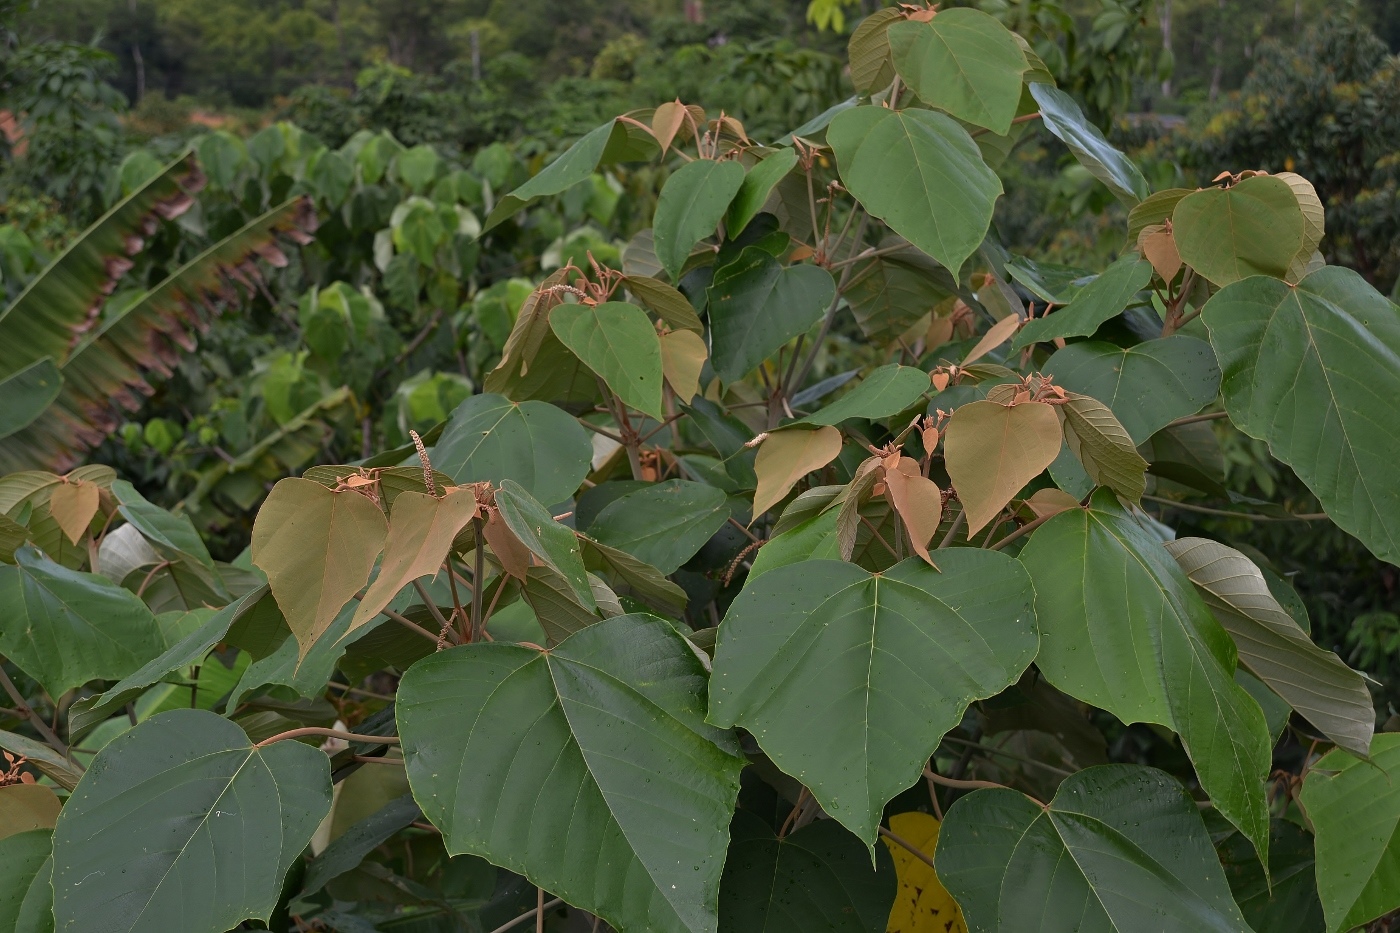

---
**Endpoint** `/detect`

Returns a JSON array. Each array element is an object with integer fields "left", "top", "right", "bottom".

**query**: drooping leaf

[
  {"left": 1201, "top": 266, "right": 1400, "bottom": 565},
  {"left": 482, "top": 271, "right": 596, "bottom": 404},
  {"left": 112, "top": 479, "right": 230, "bottom": 608},
  {"left": 625, "top": 273, "right": 705, "bottom": 333},
  {"left": 0, "top": 829, "right": 53, "bottom": 933},
  {"left": 937, "top": 765, "right": 1252, "bottom": 932},
  {"left": 718, "top": 810, "right": 895, "bottom": 933},
  {"left": 883, "top": 457, "right": 943, "bottom": 565},
  {"left": 1276, "top": 171, "right": 1326, "bottom": 280},
  {"left": 0, "top": 359, "right": 62, "bottom": 440},
  {"left": 432, "top": 393, "right": 592, "bottom": 507},
  {"left": 1011, "top": 254, "right": 1153, "bottom": 349},
  {"left": 727, "top": 148, "right": 799, "bottom": 237},
  {"left": 1165, "top": 537, "right": 1374, "bottom": 757},
  {"left": 551, "top": 301, "right": 664, "bottom": 419},
  {"left": 578, "top": 534, "right": 689, "bottom": 616},
  {"left": 0, "top": 544, "right": 164, "bottom": 699},
  {"left": 828, "top": 106, "right": 1001, "bottom": 277},
  {"left": 589, "top": 480, "right": 730, "bottom": 575},
  {"left": 943, "top": 400, "right": 1062, "bottom": 534},
  {"left": 752, "top": 427, "right": 843, "bottom": 519},
  {"left": 654, "top": 159, "right": 746, "bottom": 281},
  {"left": 1299, "top": 734, "right": 1400, "bottom": 933},
  {"left": 888, "top": 9, "right": 1027, "bottom": 135},
  {"left": 882, "top": 812, "right": 966, "bottom": 933},
  {"left": 1018, "top": 492, "right": 1272, "bottom": 865},
  {"left": 1218, "top": 819, "right": 1326, "bottom": 933},
  {"left": 1043, "top": 336, "right": 1221, "bottom": 443},
  {"left": 302, "top": 794, "right": 421, "bottom": 896},
  {"left": 660, "top": 328, "right": 708, "bottom": 401},
  {"left": 1172, "top": 176, "right": 1305, "bottom": 286},
  {"left": 483, "top": 120, "right": 621, "bottom": 230},
  {"left": 848, "top": 7, "right": 902, "bottom": 94},
  {"left": 251, "top": 478, "right": 387, "bottom": 658},
  {"left": 52, "top": 709, "right": 331, "bottom": 933},
  {"left": 352, "top": 489, "right": 479, "bottom": 632},
  {"left": 1028, "top": 83, "right": 1149, "bottom": 206},
  {"left": 1060, "top": 392, "right": 1149, "bottom": 501},
  {"left": 796, "top": 363, "right": 929, "bottom": 426},
  {"left": 707, "top": 248, "right": 834, "bottom": 383},
  {"left": 0, "top": 731, "right": 83, "bottom": 791},
  {"left": 396, "top": 614, "right": 744, "bottom": 933},
  {"left": 519, "top": 565, "right": 620, "bottom": 645},
  {"left": 495, "top": 480, "right": 595, "bottom": 611},
  {"left": 709, "top": 551, "right": 1038, "bottom": 845}
]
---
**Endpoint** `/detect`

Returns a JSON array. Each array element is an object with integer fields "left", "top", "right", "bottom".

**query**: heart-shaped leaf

[
  {"left": 752, "top": 427, "right": 843, "bottom": 519},
  {"left": 397, "top": 614, "right": 744, "bottom": 933},
  {"left": 828, "top": 106, "right": 1001, "bottom": 277},
  {"left": 654, "top": 159, "right": 746, "bottom": 281},
  {"left": 1029, "top": 83, "right": 1149, "bottom": 206},
  {"left": 1043, "top": 336, "right": 1221, "bottom": 443},
  {"left": 588, "top": 479, "right": 730, "bottom": 575},
  {"left": 937, "top": 765, "right": 1253, "bottom": 932},
  {"left": 433, "top": 393, "right": 592, "bottom": 507},
  {"left": 1019, "top": 492, "right": 1272, "bottom": 866},
  {"left": 1012, "top": 254, "right": 1153, "bottom": 349},
  {"left": 943, "top": 400, "right": 1063, "bottom": 534},
  {"left": 551, "top": 300, "right": 665, "bottom": 420},
  {"left": 845, "top": 246, "right": 958, "bottom": 346},
  {"left": 660, "top": 328, "right": 708, "bottom": 401},
  {"left": 709, "top": 551, "right": 1038, "bottom": 845},
  {"left": 707, "top": 248, "right": 834, "bottom": 383},
  {"left": 1201, "top": 266, "right": 1400, "bottom": 564},
  {"left": 1172, "top": 176, "right": 1305, "bottom": 286},
  {"left": 888, "top": 9, "right": 1027, "bottom": 135},
  {"left": 52, "top": 709, "right": 331, "bottom": 933}
]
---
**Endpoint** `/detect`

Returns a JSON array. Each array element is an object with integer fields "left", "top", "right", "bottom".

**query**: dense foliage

[{"left": 2, "top": 3, "right": 1400, "bottom": 933}]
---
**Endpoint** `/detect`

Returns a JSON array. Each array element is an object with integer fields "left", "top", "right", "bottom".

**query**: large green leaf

[
  {"left": 1218, "top": 820, "right": 1326, "bottom": 933},
  {"left": 1018, "top": 493, "right": 1272, "bottom": 864},
  {"left": 588, "top": 479, "right": 730, "bottom": 575},
  {"left": 251, "top": 477, "right": 387, "bottom": 658},
  {"left": 1043, "top": 336, "right": 1221, "bottom": 443},
  {"left": 432, "top": 393, "right": 592, "bottom": 507},
  {"left": 718, "top": 811, "right": 895, "bottom": 933},
  {"left": 707, "top": 248, "right": 834, "bottom": 383},
  {"left": 52, "top": 709, "right": 331, "bottom": 933},
  {"left": 396, "top": 614, "right": 744, "bottom": 933},
  {"left": 550, "top": 300, "right": 664, "bottom": 420},
  {"left": 1300, "top": 734, "right": 1400, "bottom": 933},
  {"left": 0, "top": 830, "right": 53, "bottom": 933},
  {"left": 828, "top": 106, "right": 1001, "bottom": 277},
  {"left": 937, "top": 765, "right": 1252, "bottom": 931},
  {"left": 483, "top": 120, "right": 621, "bottom": 231},
  {"left": 0, "top": 359, "right": 62, "bottom": 440},
  {"left": 1201, "top": 267, "right": 1400, "bottom": 565},
  {"left": 1165, "top": 538, "right": 1373, "bottom": 757},
  {"left": 709, "top": 551, "right": 1038, "bottom": 845},
  {"left": 495, "top": 480, "right": 595, "bottom": 611},
  {"left": 0, "top": 544, "right": 164, "bottom": 699},
  {"left": 888, "top": 9, "right": 1027, "bottom": 135},
  {"left": 796, "top": 363, "right": 929, "bottom": 426},
  {"left": 727, "top": 148, "right": 799, "bottom": 237},
  {"left": 1173, "top": 176, "right": 1305, "bottom": 286},
  {"left": 1012, "top": 254, "right": 1153, "bottom": 349},
  {"left": 653, "top": 159, "right": 746, "bottom": 282},
  {"left": 1028, "top": 83, "right": 1149, "bottom": 206}
]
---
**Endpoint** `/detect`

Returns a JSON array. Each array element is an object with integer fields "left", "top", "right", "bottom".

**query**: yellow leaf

[
  {"left": 944, "top": 400, "right": 1062, "bottom": 535},
  {"left": 883, "top": 812, "right": 967, "bottom": 933},
  {"left": 960, "top": 314, "right": 1020, "bottom": 367},
  {"left": 883, "top": 458, "right": 942, "bottom": 565},
  {"left": 752, "top": 426, "right": 843, "bottom": 519},
  {"left": 659, "top": 328, "right": 708, "bottom": 402},
  {"left": 49, "top": 479, "right": 99, "bottom": 545}
]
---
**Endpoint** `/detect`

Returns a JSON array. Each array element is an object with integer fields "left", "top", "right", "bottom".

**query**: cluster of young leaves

[{"left": 2, "top": 4, "right": 1400, "bottom": 932}]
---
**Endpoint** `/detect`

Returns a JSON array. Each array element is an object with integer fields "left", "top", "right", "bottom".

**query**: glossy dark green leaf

[
  {"left": 396, "top": 614, "right": 744, "bottom": 933},
  {"left": 937, "top": 765, "right": 1252, "bottom": 931},
  {"left": 0, "top": 829, "right": 52, "bottom": 933},
  {"left": 588, "top": 480, "right": 730, "bottom": 575},
  {"left": 484, "top": 120, "right": 620, "bottom": 230},
  {"left": 495, "top": 480, "right": 595, "bottom": 611},
  {"left": 718, "top": 811, "right": 895, "bottom": 933},
  {"left": 52, "top": 709, "right": 331, "bottom": 932},
  {"left": 1300, "top": 734, "right": 1400, "bottom": 933},
  {"left": 551, "top": 301, "right": 664, "bottom": 420},
  {"left": 1201, "top": 267, "right": 1400, "bottom": 564},
  {"left": 302, "top": 794, "right": 421, "bottom": 896},
  {"left": 828, "top": 106, "right": 1001, "bottom": 277},
  {"left": 727, "top": 149, "right": 799, "bottom": 237},
  {"left": 433, "top": 393, "right": 592, "bottom": 507},
  {"left": 1043, "top": 336, "right": 1221, "bottom": 443},
  {"left": 709, "top": 552, "right": 1037, "bottom": 845},
  {"left": 0, "top": 359, "right": 62, "bottom": 440},
  {"left": 1029, "top": 82, "right": 1149, "bottom": 205},
  {"left": 707, "top": 248, "right": 834, "bottom": 383},
  {"left": 1018, "top": 492, "right": 1272, "bottom": 865},
  {"left": 888, "top": 9, "right": 1027, "bottom": 134},
  {"left": 1219, "top": 819, "right": 1325, "bottom": 933},
  {"left": 654, "top": 159, "right": 746, "bottom": 281},
  {"left": 1012, "top": 254, "right": 1153, "bottom": 349},
  {"left": 796, "top": 364, "right": 929, "bottom": 426},
  {"left": 0, "top": 545, "right": 164, "bottom": 699},
  {"left": 520, "top": 565, "right": 619, "bottom": 645}
]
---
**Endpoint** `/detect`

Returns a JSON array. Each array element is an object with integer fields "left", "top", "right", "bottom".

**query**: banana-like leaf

[{"left": 0, "top": 197, "right": 317, "bottom": 473}]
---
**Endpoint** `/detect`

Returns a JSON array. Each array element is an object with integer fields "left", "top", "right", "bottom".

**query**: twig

[
  {"left": 325, "top": 682, "right": 396, "bottom": 702},
  {"left": 936, "top": 509, "right": 966, "bottom": 549},
  {"left": 375, "top": 307, "right": 445, "bottom": 383},
  {"left": 1143, "top": 495, "right": 1329, "bottom": 522},
  {"left": 727, "top": 516, "right": 761, "bottom": 544},
  {"left": 1167, "top": 410, "right": 1229, "bottom": 427},
  {"left": 969, "top": 112, "right": 1042, "bottom": 138},
  {"left": 941, "top": 735, "right": 1075, "bottom": 777},
  {"left": 576, "top": 417, "right": 625, "bottom": 444},
  {"left": 446, "top": 559, "right": 467, "bottom": 635},
  {"left": 789, "top": 214, "right": 868, "bottom": 396},
  {"left": 255, "top": 727, "right": 401, "bottom": 748},
  {"left": 135, "top": 560, "right": 172, "bottom": 597},
  {"left": 860, "top": 515, "right": 900, "bottom": 559},
  {"left": 471, "top": 518, "right": 485, "bottom": 640},
  {"left": 924, "top": 765, "right": 1044, "bottom": 807},
  {"left": 412, "top": 579, "right": 452, "bottom": 633},
  {"left": 486, "top": 898, "right": 563, "bottom": 933},
  {"left": 350, "top": 593, "right": 447, "bottom": 645},
  {"left": 0, "top": 663, "right": 71, "bottom": 759},
  {"left": 877, "top": 825, "right": 936, "bottom": 871},
  {"left": 988, "top": 512, "right": 1055, "bottom": 550}
]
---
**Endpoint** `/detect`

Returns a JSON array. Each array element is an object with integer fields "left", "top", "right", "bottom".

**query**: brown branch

[
  {"left": 1143, "top": 495, "right": 1329, "bottom": 522},
  {"left": 988, "top": 512, "right": 1055, "bottom": 551},
  {"left": 0, "top": 662, "right": 72, "bottom": 760},
  {"left": 255, "top": 727, "right": 400, "bottom": 748},
  {"left": 485, "top": 898, "right": 563, "bottom": 933},
  {"left": 877, "top": 825, "right": 937, "bottom": 871}
]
